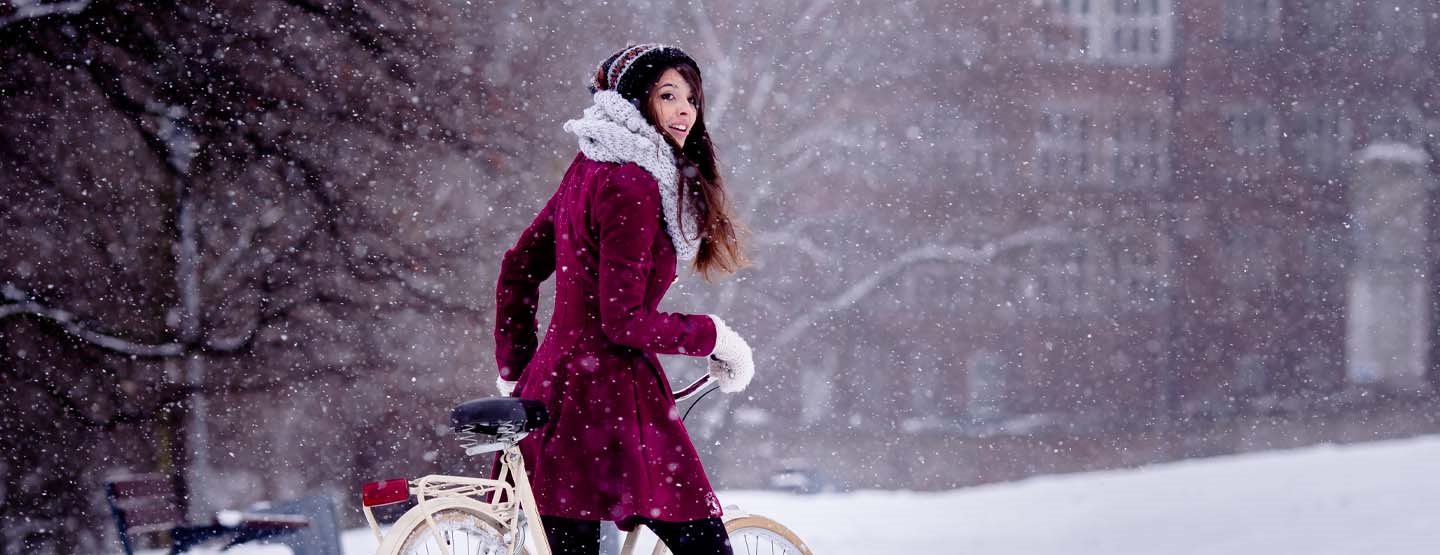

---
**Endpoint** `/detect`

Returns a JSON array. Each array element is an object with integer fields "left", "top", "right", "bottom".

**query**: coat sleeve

[
  {"left": 494, "top": 191, "right": 559, "bottom": 382},
  {"left": 595, "top": 164, "right": 717, "bottom": 356}
]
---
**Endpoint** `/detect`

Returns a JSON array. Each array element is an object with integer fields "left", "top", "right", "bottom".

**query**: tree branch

[
  {"left": 13, "top": 370, "right": 175, "bottom": 430},
  {"left": 200, "top": 360, "right": 364, "bottom": 395},
  {"left": 279, "top": 0, "right": 416, "bottom": 86},
  {"left": 763, "top": 226, "right": 1071, "bottom": 351},
  {"left": 753, "top": 227, "right": 830, "bottom": 265},
  {"left": 200, "top": 287, "right": 352, "bottom": 355},
  {"left": 0, "top": 0, "right": 89, "bottom": 30},
  {"left": 1423, "top": 118, "right": 1440, "bottom": 180},
  {"left": 1, "top": 284, "right": 184, "bottom": 357},
  {"left": 686, "top": 0, "right": 737, "bottom": 126},
  {"left": 203, "top": 216, "right": 263, "bottom": 286},
  {"left": 343, "top": 252, "right": 486, "bottom": 317}
]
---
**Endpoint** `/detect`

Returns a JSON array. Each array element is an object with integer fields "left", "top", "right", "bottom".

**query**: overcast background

[{"left": 2, "top": 1, "right": 1439, "bottom": 553}]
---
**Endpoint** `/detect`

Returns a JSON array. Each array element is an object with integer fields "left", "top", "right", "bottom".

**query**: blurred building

[
  {"left": 948, "top": 0, "right": 1440, "bottom": 422},
  {"left": 732, "top": 0, "right": 1439, "bottom": 490}
]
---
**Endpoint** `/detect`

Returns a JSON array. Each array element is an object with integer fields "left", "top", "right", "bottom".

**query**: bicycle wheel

[
  {"left": 649, "top": 514, "right": 811, "bottom": 555},
  {"left": 395, "top": 506, "right": 521, "bottom": 555}
]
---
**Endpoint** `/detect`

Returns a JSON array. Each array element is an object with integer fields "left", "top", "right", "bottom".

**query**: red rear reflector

[{"left": 361, "top": 478, "right": 410, "bottom": 507}]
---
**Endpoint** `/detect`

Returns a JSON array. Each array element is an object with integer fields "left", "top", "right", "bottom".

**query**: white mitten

[
  {"left": 706, "top": 315, "right": 754, "bottom": 393},
  {"left": 496, "top": 376, "right": 518, "bottom": 397}
]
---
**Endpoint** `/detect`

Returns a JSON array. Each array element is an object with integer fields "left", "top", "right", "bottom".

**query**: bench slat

[
  {"left": 226, "top": 513, "right": 310, "bottom": 529},
  {"left": 118, "top": 501, "right": 184, "bottom": 530},
  {"left": 107, "top": 474, "right": 175, "bottom": 499}
]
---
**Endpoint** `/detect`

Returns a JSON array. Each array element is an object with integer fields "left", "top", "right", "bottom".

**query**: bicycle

[{"left": 360, "top": 374, "right": 811, "bottom": 555}]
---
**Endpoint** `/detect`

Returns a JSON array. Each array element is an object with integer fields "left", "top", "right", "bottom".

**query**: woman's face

[{"left": 647, "top": 68, "right": 698, "bottom": 147}]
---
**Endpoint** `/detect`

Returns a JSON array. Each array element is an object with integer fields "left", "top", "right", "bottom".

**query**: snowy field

[{"left": 224, "top": 434, "right": 1440, "bottom": 554}]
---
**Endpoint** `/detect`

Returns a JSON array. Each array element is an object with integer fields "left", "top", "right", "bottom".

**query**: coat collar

[{"left": 562, "top": 90, "right": 701, "bottom": 262}]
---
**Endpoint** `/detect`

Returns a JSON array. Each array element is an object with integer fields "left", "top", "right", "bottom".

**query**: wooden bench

[{"left": 104, "top": 473, "right": 310, "bottom": 554}]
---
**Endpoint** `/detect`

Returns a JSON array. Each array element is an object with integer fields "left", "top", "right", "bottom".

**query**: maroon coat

[{"left": 494, "top": 153, "right": 722, "bottom": 528}]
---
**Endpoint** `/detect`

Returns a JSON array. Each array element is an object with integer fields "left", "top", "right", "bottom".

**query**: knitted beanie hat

[{"left": 589, "top": 44, "right": 701, "bottom": 105}]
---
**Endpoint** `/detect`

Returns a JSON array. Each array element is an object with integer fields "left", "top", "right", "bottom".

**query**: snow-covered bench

[{"left": 104, "top": 473, "right": 310, "bottom": 554}]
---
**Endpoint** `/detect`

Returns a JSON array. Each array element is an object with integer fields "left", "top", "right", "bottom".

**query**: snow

[
  {"left": 727, "top": 435, "right": 1440, "bottom": 554},
  {"left": 214, "top": 510, "right": 243, "bottom": 528},
  {"left": 210, "top": 434, "right": 1440, "bottom": 554},
  {"left": 1356, "top": 142, "right": 1430, "bottom": 165}
]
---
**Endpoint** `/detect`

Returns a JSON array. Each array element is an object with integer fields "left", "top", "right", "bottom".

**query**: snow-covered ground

[{"left": 229, "top": 434, "right": 1440, "bottom": 554}]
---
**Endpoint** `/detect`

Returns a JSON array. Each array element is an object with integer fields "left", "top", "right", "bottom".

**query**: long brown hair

[{"left": 640, "top": 62, "right": 748, "bottom": 281}]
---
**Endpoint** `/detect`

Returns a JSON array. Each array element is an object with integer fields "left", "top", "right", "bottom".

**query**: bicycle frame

[
  {"left": 364, "top": 374, "right": 718, "bottom": 555},
  {"left": 363, "top": 443, "right": 551, "bottom": 555}
]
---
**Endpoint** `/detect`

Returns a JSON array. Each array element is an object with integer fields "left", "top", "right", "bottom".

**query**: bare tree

[{"left": 0, "top": 1, "right": 521, "bottom": 551}]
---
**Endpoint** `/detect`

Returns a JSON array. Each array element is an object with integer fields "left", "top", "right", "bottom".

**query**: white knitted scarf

[{"left": 562, "top": 90, "right": 701, "bottom": 262}]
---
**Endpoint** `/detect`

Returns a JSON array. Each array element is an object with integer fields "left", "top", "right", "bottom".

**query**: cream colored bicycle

[{"left": 360, "top": 374, "right": 811, "bottom": 555}]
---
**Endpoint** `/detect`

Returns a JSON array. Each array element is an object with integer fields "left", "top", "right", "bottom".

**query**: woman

[{"left": 493, "top": 44, "right": 753, "bottom": 555}]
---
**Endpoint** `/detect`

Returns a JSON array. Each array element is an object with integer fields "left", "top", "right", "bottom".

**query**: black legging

[{"left": 542, "top": 515, "right": 732, "bottom": 555}]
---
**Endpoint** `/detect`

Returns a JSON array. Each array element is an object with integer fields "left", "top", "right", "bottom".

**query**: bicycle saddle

[{"left": 450, "top": 398, "right": 549, "bottom": 438}]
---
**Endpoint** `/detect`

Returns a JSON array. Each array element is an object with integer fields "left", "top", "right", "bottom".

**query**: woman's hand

[{"left": 706, "top": 316, "right": 754, "bottom": 393}]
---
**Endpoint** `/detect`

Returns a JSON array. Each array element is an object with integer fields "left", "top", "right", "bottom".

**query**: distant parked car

[{"left": 767, "top": 462, "right": 839, "bottom": 494}]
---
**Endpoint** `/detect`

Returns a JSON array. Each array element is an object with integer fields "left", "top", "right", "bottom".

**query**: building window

[
  {"left": 1018, "top": 246, "right": 1091, "bottom": 314},
  {"left": 1109, "top": 0, "right": 1170, "bottom": 60},
  {"left": 1112, "top": 239, "right": 1164, "bottom": 311},
  {"left": 965, "top": 350, "right": 1006, "bottom": 422},
  {"left": 948, "top": 116, "right": 1000, "bottom": 184},
  {"left": 1223, "top": 103, "right": 1276, "bottom": 158},
  {"left": 1043, "top": 0, "right": 1173, "bottom": 64},
  {"left": 1036, "top": 109, "right": 1095, "bottom": 185},
  {"left": 1369, "top": 0, "right": 1426, "bottom": 55},
  {"left": 1303, "top": 230, "right": 1347, "bottom": 273},
  {"left": 1055, "top": 0, "right": 1094, "bottom": 15},
  {"left": 1038, "top": 104, "right": 1172, "bottom": 189},
  {"left": 1300, "top": 0, "right": 1354, "bottom": 46},
  {"left": 1041, "top": 0, "right": 1095, "bottom": 59},
  {"left": 1221, "top": 225, "right": 1279, "bottom": 293},
  {"left": 1292, "top": 106, "right": 1351, "bottom": 177},
  {"left": 1234, "top": 352, "right": 1271, "bottom": 396},
  {"left": 1223, "top": 0, "right": 1281, "bottom": 47},
  {"left": 1111, "top": 110, "right": 1169, "bottom": 188}
]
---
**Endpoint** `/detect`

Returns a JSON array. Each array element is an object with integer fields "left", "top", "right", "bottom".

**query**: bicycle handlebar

[
  {"left": 492, "top": 374, "right": 715, "bottom": 402},
  {"left": 673, "top": 373, "right": 716, "bottom": 402}
]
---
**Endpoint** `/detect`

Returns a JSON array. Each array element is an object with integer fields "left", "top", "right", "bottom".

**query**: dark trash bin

[{"left": 254, "top": 494, "right": 343, "bottom": 555}]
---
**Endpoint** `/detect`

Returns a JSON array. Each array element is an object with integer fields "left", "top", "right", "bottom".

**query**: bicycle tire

[
  {"left": 649, "top": 514, "right": 811, "bottom": 555},
  {"left": 385, "top": 502, "right": 524, "bottom": 555}
]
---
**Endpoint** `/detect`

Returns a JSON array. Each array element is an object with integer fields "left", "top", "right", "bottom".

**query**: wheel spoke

[
  {"left": 399, "top": 508, "right": 511, "bottom": 555},
  {"left": 725, "top": 516, "right": 808, "bottom": 555}
]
